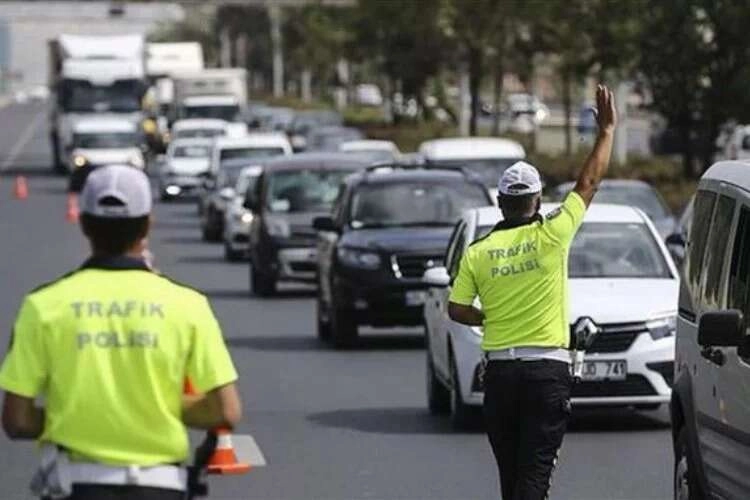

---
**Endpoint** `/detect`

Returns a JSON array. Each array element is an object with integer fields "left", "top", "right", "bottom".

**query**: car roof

[
  {"left": 172, "top": 118, "right": 228, "bottom": 130},
  {"left": 183, "top": 95, "right": 238, "bottom": 106},
  {"left": 474, "top": 202, "right": 649, "bottom": 227},
  {"left": 349, "top": 166, "right": 482, "bottom": 185},
  {"left": 339, "top": 140, "right": 398, "bottom": 152},
  {"left": 72, "top": 117, "right": 137, "bottom": 133},
  {"left": 310, "top": 125, "right": 361, "bottom": 136},
  {"left": 555, "top": 179, "right": 653, "bottom": 191},
  {"left": 214, "top": 133, "right": 291, "bottom": 149},
  {"left": 419, "top": 137, "right": 526, "bottom": 160},
  {"left": 261, "top": 152, "right": 370, "bottom": 171},
  {"left": 701, "top": 160, "right": 750, "bottom": 193},
  {"left": 169, "top": 137, "right": 215, "bottom": 148}
]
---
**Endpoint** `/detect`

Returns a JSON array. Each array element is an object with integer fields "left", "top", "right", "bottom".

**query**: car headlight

[
  {"left": 72, "top": 155, "right": 88, "bottom": 168},
  {"left": 234, "top": 210, "right": 253, "bottom": 224},
  {"left": 265, "top": 217, "right": 290, "bottom": 238},
  {"left": 646, "top": 315, "right": 677, "bottom": 340},
  {"left": 336, "top": 247, "right": 381, "bottom": 269}
]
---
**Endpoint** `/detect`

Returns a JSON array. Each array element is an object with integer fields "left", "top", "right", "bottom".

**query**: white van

[
  {"left": 68, "top": 116, "right": 144, "bottom": 172},
  {"left": 671, "top": 160, "right": 750, "bottom": 499},
  {"left": 418, "top": 137, "right": 526, "bottom": 195},
  {"left": 210, "top": 133, "right": 292, "bottom": 175}
]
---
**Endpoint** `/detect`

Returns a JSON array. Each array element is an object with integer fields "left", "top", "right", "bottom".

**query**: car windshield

[
  {"left": 183, "top": 105, "right": 240, "bottom": 121},
  {"left": 350, "top": 181, "right": 489, "bottom": 228},
  {"left": 555, "top": 184, "right": 670, "bottom": 220},
  {"left": 62, "top": 80, "right": 141, "bottom": 112},
  {"left": 220, "top": 147, "right": 285, "bottom": 161},
  {"left": 429, "top": 158, "right": 522, "bottom": 187},
  {"left": 73, "top": 132, "right": 138, "bottom": 149},
  {"left": 173, "top": 145, "right": 211, "bottom": 158},
  {"left": 174, "top": 128, "right": 224, "bottom": 139},
  {"left": 267, "top": 169, "right": 353, "bottom": 213},
  {"left": 217, "top": 164, "right": 252, "bottom": 188},
  {"left": 477, "top": 221, "right": 671, "bottom": 278}
]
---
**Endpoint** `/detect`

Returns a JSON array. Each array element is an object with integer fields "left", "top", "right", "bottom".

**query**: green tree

[{"left": 639, "top": 0, "right": 750, "bottom": 175}]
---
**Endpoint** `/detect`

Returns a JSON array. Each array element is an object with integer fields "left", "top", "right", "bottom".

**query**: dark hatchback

[
  {"left": 244, "top": 153, "right": 371, "bottom": 296},
  {"left": 314, "top": 166, "right": 493, "bottom": 347}
]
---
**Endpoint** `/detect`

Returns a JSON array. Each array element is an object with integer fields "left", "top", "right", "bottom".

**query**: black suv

[
  {"left": 244, "top": 153, "right": 370, "bottom": 296},
  {"left": 314, "top": 166, "right": 493, "bottom": 347}
]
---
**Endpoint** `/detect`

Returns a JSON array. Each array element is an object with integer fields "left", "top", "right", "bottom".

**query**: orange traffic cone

[
  {"left": 206, "top": 428, "right": 251, "bottom": 475},
  {"left": 14, "top": 176, "right": 28, "bottom": 200},
  {"left": 182, "top": 377, "right": 250, "bottom": 475},
  {"left": 66, "top": 193, "right": 79, "bottom": 223}
]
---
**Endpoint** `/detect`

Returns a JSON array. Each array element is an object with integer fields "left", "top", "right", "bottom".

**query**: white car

[
  {"left": 209, "top": 133, "right": 292, "bottom": 175},
  {"left": 423, "top": 203, "right": 680, "bottom": 427},
  {"left": 418, "top": 137, "right": 526, "bottom": 196},
  {"left": 158, "top": 137, "right": 213, "bottom": 200},
  {"left": 223, "top": 165, "right": 263, "bottom": 261},
  {"left": 339, "top": 139, "right": 401, "bottom": 163},
  {"left": 170, "top": 118, "right": 229, "bottom": 141},
  {"left": 68, "top": 116, "right": 145, "bottom": 172}
]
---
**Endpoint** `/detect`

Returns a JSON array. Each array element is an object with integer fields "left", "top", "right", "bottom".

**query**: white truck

[
  {"left": 171, "top": 69, "right": 248, "bottom": 125},
  {"left": 145, "top": 42, "right": 205, "bottom": 151},
  {"left": 48, "top": 34, "right": 147, "bottom": 173}
]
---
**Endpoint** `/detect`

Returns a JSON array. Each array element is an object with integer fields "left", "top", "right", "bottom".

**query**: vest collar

[
  {"left": 491, "top": 213, "right": 543, "bottom": 232},
  {"left": 80, "top": 255, "right": 151, "bottom": 271}
]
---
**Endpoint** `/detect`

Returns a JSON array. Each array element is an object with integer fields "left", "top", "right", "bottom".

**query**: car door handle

[{"left": 701, "top": 347, "right": 726, "bottom": 367}]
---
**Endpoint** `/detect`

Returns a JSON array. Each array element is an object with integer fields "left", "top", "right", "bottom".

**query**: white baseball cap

[
  {"left": 80, "top": 165, "right": 152, "bottom": 218},
  {"left": 498, "top": 161, "right": 542, "bottom": 196}
]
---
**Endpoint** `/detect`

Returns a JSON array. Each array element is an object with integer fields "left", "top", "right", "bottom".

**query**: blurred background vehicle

[
  {"left": 424, "top": 203, "right": 679, "bottom": 427},
  {"left": 286, "top": 110, "right": 343, "bottom": 152},
  {"left": 157, "top": 137, "right": 213, "bottom": 201},
  {"left": 305, "top": 125, "right": 364, "bottom": 152},
  {"left": 223, "top": 165, "right": 263, "bottom": 261},
  {"left": 68, "top": 115, "right": 145, "bottom": 173},
  {"left": 201, "top": 133, "right": 292, "bottom": 240},
  {"left": 314, "top": 166, "right": 493, "bottom": 347},
  {"left": 170, "top": 118, "right": 229, "bottom": 142},
  {"left": 419, "top": 137, "right": 526, "bottom": 196},
  {"left": 550, "top": 179, "right": 676, "bottom": 238},
  {"left": 246, "top": 104, "right": 295, "bottom": 132},
  {"left": 338, "top": 139, "right": 401, "bottom": 163},
  {"left": 354, "top": 83, "right": 383, "bottom": 107},
  {"left": 245, "top": 153, "right": 370, "bottom": 296}
]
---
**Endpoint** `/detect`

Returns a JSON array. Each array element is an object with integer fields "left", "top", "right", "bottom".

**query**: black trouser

[
  {"left": 483, "top": 359, "right": 572, "bottom": 500},
  {"left": 44, "top": 484, "right": 184, "bottom": 500}
]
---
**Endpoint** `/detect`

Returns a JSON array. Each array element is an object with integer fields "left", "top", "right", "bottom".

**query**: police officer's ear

[{"left": 534, "top": 194, "right": 542, "bottom": 214}]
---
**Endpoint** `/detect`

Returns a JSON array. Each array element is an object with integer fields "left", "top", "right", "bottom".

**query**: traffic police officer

[
  {"left": 448, "top": 85, "right": 616, "bottom": 499},
  {"left": 0, "top": 165, "right": 242, "bottom": 499}
]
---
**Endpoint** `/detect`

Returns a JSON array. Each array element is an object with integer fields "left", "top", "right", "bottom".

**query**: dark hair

[
  {"left": 80, "top": 214, "right": 150, "bottom": 256},
  {"left": 498, "top": 193, "right": 540, "bottom": 219}
]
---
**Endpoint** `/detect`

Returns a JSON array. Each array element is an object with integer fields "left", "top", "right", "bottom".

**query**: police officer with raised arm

[
  {"left": 448, "top": 85, "right": 617, "bottom": 499},
  {"left": 0, "top": 165, "right": 242, "bottom": 500}
]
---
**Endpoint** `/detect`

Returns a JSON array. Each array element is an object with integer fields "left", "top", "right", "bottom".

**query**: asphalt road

[{"left": 0, "top": 102, "right": 673, "bottom": 500}]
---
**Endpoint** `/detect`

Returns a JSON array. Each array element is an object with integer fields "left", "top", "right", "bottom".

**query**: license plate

[
  {"left": 405, "top": 290, "right": 428, "bottom": 306},
  {"left": 581, "top": 360, "right": 627, "bottom": 381}
]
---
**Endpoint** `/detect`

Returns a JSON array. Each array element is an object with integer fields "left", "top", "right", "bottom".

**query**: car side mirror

[
  {"left": 155, "top": 154, "right": 166, "bottom": 165},
  {"left": 698, "top": 310, "right": 746, "bottom": 347},
  {"left": 220, "top": 187, "right": 235, "bottom": 200},
  {"left": 423, "top": 266, "right": 450, "bottom": 287},
  {"left": 313, "top": 216, "right": 337, "bottom": 232},
  {"left": 665, "top": 233, "right": 685, "bottom": 247}
]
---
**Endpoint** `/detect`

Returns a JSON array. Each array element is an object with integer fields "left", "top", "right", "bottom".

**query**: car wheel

[
  {"left": 316, "top": 294, "right": 331, "bottom": 342},
  {"left": 674, "top": 427, "right": 702, "bottom": 500},
  {"left": 251, "top": 265, "right": 276, "bottom": 297},
  {"left": 426, "top": 346, "right": 450, "bottom": 415},
  {"left": 202, "top": 208, "right": 222, "bottom": 242},
  {"left": 331, "top": 306, "right": 357, "bottom": 349},
  {"left": 449, "top": 350, "right": 474, "bottom": 429},
  {"left": 224, "top": 242, "right": 242, "bottom": 262}
]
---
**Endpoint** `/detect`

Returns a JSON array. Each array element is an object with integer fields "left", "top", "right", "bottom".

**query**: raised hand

[{"left": 594, "top": 84, "right": 617, "bottom": 134}]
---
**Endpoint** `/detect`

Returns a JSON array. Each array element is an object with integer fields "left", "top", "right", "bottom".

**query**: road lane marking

[{"left": 1, "top": 110, "right": 45, "bottom": 172}]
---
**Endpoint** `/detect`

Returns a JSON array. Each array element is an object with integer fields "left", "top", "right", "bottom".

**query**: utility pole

[
  {"left": 614, "top": 81, "right": 628, "bottom": 165},
  {"left": 268, "top": 3, "right": 284, "bottom": 98}
]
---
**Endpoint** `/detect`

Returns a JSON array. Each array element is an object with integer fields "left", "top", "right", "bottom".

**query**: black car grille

[
  {"left": 391, "top": 254, "right": 443, "bottom": 279},
  {"left": 290, "top": 261, "right": 316, "bottom": 273},
  {"left": 572, "top": 375, "right": 656, "bottom": 398},
  {"left": 581, "top": 322, "right": 647, "bottom": 353}
]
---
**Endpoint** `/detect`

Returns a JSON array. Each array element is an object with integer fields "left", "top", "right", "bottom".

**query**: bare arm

[
  {"left": 2, "top": 392, "right": 45, "bottom": 440},
  {"left": 574, "top": 85, "right": 618, "bottom": 207},
  {"left": 182, "top": 382, "right": 242, "bottom": 430},
  {"left": 448, "top": 302, "right": 485, "bottom": 327}
]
